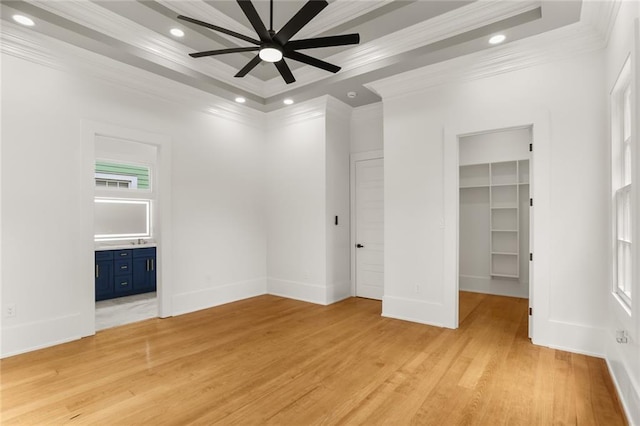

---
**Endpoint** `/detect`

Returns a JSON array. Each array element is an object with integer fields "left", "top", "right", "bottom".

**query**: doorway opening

[
  {"left": 457, "top": 127, "right": 532, "bottom": 336},
  {"left": 93, "top": 136, "right": 159, "bottom": 330}
]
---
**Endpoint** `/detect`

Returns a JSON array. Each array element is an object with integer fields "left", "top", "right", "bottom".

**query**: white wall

[
  {"left": 1, "top": 46, "right": 267, "bottom": 356},
  {"left": 265, "top": 100, "right": 328, "bottom": 303},
  {"left": 458, "top": 129, "right": 530, "bottom": 165},
  {"left": 325, "top": 99, "right": 352, "bottom": 303},
  {"left": 350, "top": 103, "right": 383, "bottom": 154},
  {"left": 265, "top": 97, "right": 352, "bottom": 305},
  {"left": 604, "top": 2, "right": 640, "bottom": 423},
  {"left": 368, "top": 43, "right": 608, "bottom": 348}
]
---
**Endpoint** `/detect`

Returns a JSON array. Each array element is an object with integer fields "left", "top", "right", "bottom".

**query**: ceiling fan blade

[
  {"left": 274, "top": 0, "right": 328, "bottom": 45},
  {"left": 284, "top": 51, "right": 340, "bottom": 73},
  {"left": 275, "top": 59, "right": 296, "bottom": 84},
  {"left": 237, "top": 0, "right": 271, "bottom": 42},
  {"left": 235, "top": 55, "right": 262, "bottom": 78},
  {"left": 178, "top": 15, "right": 260, "bottom": 45},
  {"left": 285, "top": 34, "right": 360, "bottom": 50},
  {"left": 190, "top": 47, "right": 260, "bottom": 58}
]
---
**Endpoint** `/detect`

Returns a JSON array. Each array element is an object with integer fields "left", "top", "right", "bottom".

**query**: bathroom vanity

[{"left": 95, "top": 246, "right": 156, "bottom": 301}]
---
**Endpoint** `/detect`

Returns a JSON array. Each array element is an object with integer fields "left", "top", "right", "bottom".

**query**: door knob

[{"left": 356, "top": 244, "right": 364, "bottom": 248}]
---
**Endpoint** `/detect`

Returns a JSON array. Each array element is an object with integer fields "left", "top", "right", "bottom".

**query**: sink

[{"left": 95, "top": 241, "right": 157, "bottom": 251}]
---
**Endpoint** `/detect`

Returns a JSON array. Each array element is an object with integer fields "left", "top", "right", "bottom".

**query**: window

[
  {"left": 612, "top": 58, "right": 633, "bottom": 308},
  {"left": 95, "top": 161, "right": 150, "bottom": 190},
  {"left": 95, "top": 173, "right": 136, "bottom": 189}
]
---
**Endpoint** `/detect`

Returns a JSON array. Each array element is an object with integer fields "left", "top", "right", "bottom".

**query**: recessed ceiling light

[
  {"left": 235, "top": 97, "right": 246, "bottom": 104},
  {"left": 170, "top": 28, "right": 184, "bottom": 38},
  {"left": 283, "top": 99, "right": 294, "bottom": 105},
  {"left": 13, "top": 15, "right": 35, "bottom": 27},
  {"left": 489, "top": 34, "right": 506, "bottom": 45},
  {"left": 347, "top": 91, "right": 357, "bottom": 99}
]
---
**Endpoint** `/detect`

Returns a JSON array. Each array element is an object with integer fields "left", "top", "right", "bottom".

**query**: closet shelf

[
  {"left": 491, "top": 273, "right": 519, "bottom": 279},
  {"left": 460, "top": 184, "right": 490, "bottom": 189},
  {"left": 460, "top": 158, "right": 529, "bottom": 281},
  {"left": 490, "top": 183, "right": 518, "bottom": 187}
]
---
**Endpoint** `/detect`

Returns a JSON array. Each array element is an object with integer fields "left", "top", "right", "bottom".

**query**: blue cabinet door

[
  {"left": 95, "top": 260, "right": 114, "bottom": 300},
  {"left": 132, "top": 254, "right": 156, "bottom": 292}
]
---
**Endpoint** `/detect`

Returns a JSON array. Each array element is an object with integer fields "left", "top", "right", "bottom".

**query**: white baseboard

[
  {"left": 326, "top": 280, "right": 351, "bottom": 304},
  {"left": 267, "top": 277, "right": 327, "bottom": 305},
  {"left": 606, "top": 340, "right": 640, "bottom": 425},
  {"left": 1, "top": 313, "right": 83, "bottom": 359},
  {"left": 171, "top": 278, "right": 267, "bottom": 316},
  {"left": 459, "top": 275, "right": 529, "bottom": 298},
  {"left": 533, "top": 319, "right": 606, "bottom": 358},
  {"left": 382, "top": 295, "right": 452, "bottom": 328}
]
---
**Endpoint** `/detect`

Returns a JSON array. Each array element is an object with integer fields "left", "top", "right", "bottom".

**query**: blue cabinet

[
  {"left": 132, "top": 248, "right": 157, "bottom": 292},
  {"left": 95, "top": 251, "right": 114, "bottom": 300},
  {"left": 95, "top": 247, "right": 156, "bottom": 301}
]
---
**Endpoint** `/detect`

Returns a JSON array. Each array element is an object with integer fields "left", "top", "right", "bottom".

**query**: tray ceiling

[{"left": 0, "top": 0, "right": 582, "bottom": 111}]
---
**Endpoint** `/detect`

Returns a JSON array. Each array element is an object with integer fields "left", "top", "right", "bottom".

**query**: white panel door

[{"left": 355, "top": 158, "right": 384, "bottom": 299}]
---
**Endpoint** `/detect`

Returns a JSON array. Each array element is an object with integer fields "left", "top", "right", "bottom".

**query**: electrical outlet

[
  {"left": 5, "top": 304, "right": 16, "bottom": 318},
  {"left": 616, "top": 330, "right": 629, "bottom": 344}
]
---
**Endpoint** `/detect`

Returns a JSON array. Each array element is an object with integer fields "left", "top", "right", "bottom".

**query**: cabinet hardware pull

[
  {"left": 121, "top": 265, "right": 127, "bottom": 270},
  {"left": 151, "top": 259, "right": 154, "bottom": 271},
  {"left": 120, "top": 253, "right": 127, "bottom": 256},
  {"left": 146, "top": 259, "right": 149, "bottom": 271},
  {"left": 96, "top": 265, "right": 99, "bottom": 278},
  {"left": 121, "top": 282, "right": 128, "bottom": 286}
]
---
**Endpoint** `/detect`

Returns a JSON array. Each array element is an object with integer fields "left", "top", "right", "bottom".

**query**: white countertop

[{"left": 95, "top": 243, "right": 157, "bottom": 251}]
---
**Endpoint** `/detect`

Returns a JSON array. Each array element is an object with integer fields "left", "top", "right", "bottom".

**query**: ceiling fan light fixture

[{"left": 259, "top": 46, "right": 283, "bottom": 63}]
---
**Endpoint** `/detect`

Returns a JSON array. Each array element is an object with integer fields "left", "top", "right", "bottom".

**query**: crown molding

[
  {"left": 266, "top": 96, "right": 329, "bottom": 127},
  {"left": 365, "top": 20, "right": 605, "bottom": 101},
  {"left": 262, "top": 0, "right": 542, "bottom": 97},
  {"left": 581, "top": 0, "right": 622, "bottom": 47},
  {"left": 0, "top": 23, "right": 63, "bottom": 72},
  {"left": 0, "top": 24, "right": 265, "bottom": 127}
]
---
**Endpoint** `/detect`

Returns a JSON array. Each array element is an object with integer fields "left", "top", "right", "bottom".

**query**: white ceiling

[{"left": 0, "top": 0, "right": 582, "bottom": 111}]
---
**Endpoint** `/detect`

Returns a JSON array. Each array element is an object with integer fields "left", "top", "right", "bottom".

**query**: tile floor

[{"left": 95, "top": 292, "right": 158, "bottom": 331}]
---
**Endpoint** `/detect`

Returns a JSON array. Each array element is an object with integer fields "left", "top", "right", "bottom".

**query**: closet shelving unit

[{"left": 459, "top": 160, "right": 529, "bottom": 279}]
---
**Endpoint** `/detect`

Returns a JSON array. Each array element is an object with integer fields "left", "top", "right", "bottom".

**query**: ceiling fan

[{"left": 177, "top": 0, "right": 360, "bottom": 84}]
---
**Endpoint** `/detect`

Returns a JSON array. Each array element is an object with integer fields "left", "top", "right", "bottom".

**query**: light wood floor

[{"left": 1, "top": 292, "right": 626, "bottom": 425}]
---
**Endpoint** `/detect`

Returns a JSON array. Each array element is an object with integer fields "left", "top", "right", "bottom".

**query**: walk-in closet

[{"left": 458, "top": 127, "right": 531, "bottom": 299}]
